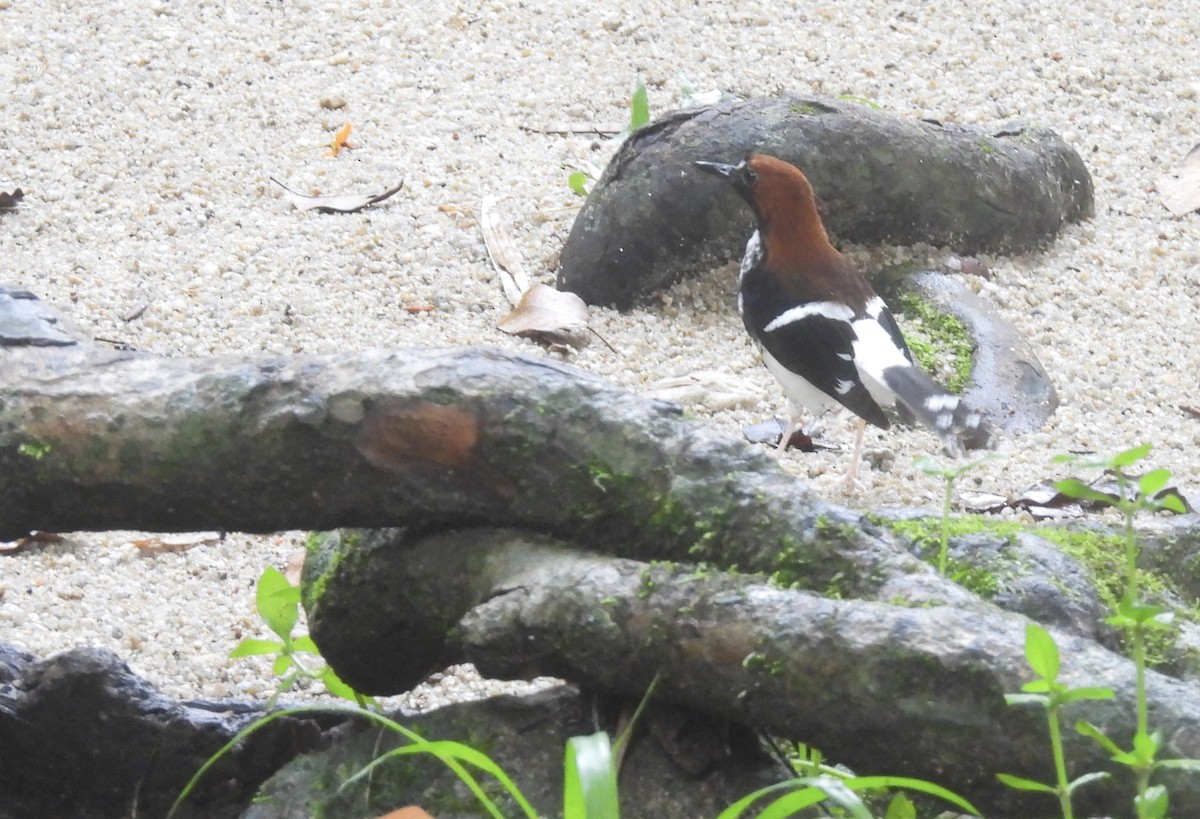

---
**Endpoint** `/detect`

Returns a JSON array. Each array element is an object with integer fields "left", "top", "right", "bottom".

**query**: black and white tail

[{"left": 884, "top": 366, "right": 992, "bottom": 457}]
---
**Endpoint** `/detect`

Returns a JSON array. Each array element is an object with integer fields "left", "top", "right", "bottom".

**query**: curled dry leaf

[
  {"left": 480, "top": 196, "right": 530, "bottom": 306},
  {"left": 271, "top": 177, "right": 403, "bottom": 214},
  {"left": 0, "top": 189, "right": 24, "bottom": 210},
  {"left": 128, "top": 531, "right": 222, "bottom": 556},
  {"left": 643, "top": 370, "right": 760, "bottom": 410},
  {"left": 0, "top": 531, "right": 64, "bottom": 554},
  {"left": 1157, "top": 143, "right": 1200, "bottom": 217},
  {"left": 284, "top": 549, "right": 307, "bottom": 586},
  {"left": 497, "top": 283, "right": 590, "bottom": 349}
]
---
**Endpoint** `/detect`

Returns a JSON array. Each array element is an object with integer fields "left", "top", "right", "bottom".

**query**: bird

[{"left": 693, "top": 153, "right": 991, "bottom": 480}]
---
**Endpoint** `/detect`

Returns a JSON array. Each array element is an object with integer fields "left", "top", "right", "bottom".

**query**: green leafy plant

[
  {"left": 1049, "top": 444, "right": 1196, "bottom": 818},
  {"left": 568, "top": 170, "right": 590, "bottom": 196},
  {"left": 998, "top": 623, "right": 1114, "bottom": 818},
  {"left": 230, "top": 566, "right": 371, "bottom": 707},
  {"left": 913, "top": 454, "right": 1002, "bottom": 575}
]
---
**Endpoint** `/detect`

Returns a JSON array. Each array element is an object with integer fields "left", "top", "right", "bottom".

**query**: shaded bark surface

[
  {"left": 2, "top": 342, "right": 990, "bottom": 612},
  {"left": 302, "top": 527, "right": 1200, "bottom": 818},
  {"left": 557, "top": 95, "right": 1094, "bottom": 308},
  {"left": 0, "top": 646, "right": 333, "bottom": 819}
]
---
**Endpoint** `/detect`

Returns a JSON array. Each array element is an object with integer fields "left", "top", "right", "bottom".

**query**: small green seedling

[
  {"left": 567, "top": 76, "right": 652, "bottom": 195},
  {"left": 1049, "top": 444, "right": 1200, "bottom": 818},
  {"left": 230, "top": 566, "right": 370, "bottom": 707},
  {"left": 998, "top": 623, "right": 1114, "bottom": 819},
  {"left": 913, "top": 453, "right": 1003, "bottom": 575},
  {"left": 568, "top": 170, "right": 591, "bottom": 196},
  {"left": 628, "top": 75, "right": 650, "bottom": 131}
]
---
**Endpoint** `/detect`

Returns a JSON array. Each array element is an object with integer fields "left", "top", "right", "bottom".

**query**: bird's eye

[{"left": 740, "top": 166, "right": 758, "bottom": 186}]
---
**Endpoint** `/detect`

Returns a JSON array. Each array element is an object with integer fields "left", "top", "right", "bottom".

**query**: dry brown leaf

[
  {"left": 283, "top": 549, "right": 307, "bottom": 586},
  {"left": 375, "top": 808, "right": 435, "bottom": 819},
  {"left": 130, "top": 531, "right": 221, "bottom": 556},
  {"left": 643, "top": 370, "right": 760, "bottom": 410},
  {"left": 1157, "top": 143, "right": 1200, "bottom": 216},
  {"left": 497, "top": 283, "right": 589, "bottom": 349},
  {"left": 271, "top": 177, "right": 404, "bottom": 214},
  {"left": 481, "top": 197, "right": 530, "bottom": 305},
  {"left": 0, "top": 188, "right": 24, "bottom": 210},
  {"left": 0, "top": 531, "right": 64, "bottom": 554}
]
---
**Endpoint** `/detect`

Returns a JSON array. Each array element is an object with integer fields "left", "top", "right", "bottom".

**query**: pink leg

[{"left": 842, "top": 417, "right": 867, "bottom": 484}]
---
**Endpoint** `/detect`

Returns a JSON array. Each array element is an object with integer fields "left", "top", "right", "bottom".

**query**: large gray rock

[{"left": 557, "top": 95, "right": 1093, "bottom": 309}]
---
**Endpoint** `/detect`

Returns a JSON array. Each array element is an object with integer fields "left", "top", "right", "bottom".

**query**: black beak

[{"left": 692, "top": 160, "right": 739, "bottom": 181}]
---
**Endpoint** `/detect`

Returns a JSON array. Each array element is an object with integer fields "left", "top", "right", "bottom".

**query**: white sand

[{"left": 1, "top": 0, "right": 1198, "bottom": 706}]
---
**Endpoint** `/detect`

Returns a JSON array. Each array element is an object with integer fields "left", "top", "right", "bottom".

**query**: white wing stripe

[{"left": 764, "top": 301, "right": 855, "bottom": 333}]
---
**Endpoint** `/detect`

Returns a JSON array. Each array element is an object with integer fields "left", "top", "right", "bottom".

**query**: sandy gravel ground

[{"left": 1, "top": 0, "right": 1198, "bottom": 706}]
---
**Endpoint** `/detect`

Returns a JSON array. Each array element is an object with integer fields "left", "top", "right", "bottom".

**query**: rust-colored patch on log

[
  {"left": 678, "top": 621, "right": 757, "bottom": 668},
  {"left": 355, "top": 401, "right": 480, "bottom": 471}
]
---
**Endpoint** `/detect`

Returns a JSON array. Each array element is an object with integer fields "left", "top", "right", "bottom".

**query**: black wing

[{"left": 740, "top": 267, "right": 889, "bottom": 428}]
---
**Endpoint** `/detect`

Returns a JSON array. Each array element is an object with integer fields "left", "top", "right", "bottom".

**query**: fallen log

[
  {"left": 1, "top": 341, "right": 987, "bottom": 610},
  {"left": 302, "top": 527, "right": 1200, "bottom": 817}
]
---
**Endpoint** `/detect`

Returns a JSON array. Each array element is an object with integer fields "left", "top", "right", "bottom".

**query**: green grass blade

[
  {"left": 715, "top": 781, "right": 809, "bottom": 818},
  {"left": 168, "top": 708, "right": 309, "bottom": 819},
  {"left": 996, "top": 773, "right": 1056, "bottom": 793},
  {"left": 751, "top": 786, "right": 839, "bottom": 819},
  {"left": 629, "top": 76, "right": 649, "bottom": 129},
  {"left": 843, "top": 776, "right": 980, "bottom": 814},
  {"left": 564, "top": 731, "right": 620, "bottom": 819},
  {"left": 612, "top": 673, "right": 660, "bottom": 761},
  {"left": 761, "top": 776, "right": 870, "bottom": 819},
  {"left": 339, "top": 739, "right": 535, "bottom": 818},
  {"left": 169, "top": 705, "right": 539, "bottom": 819}
]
